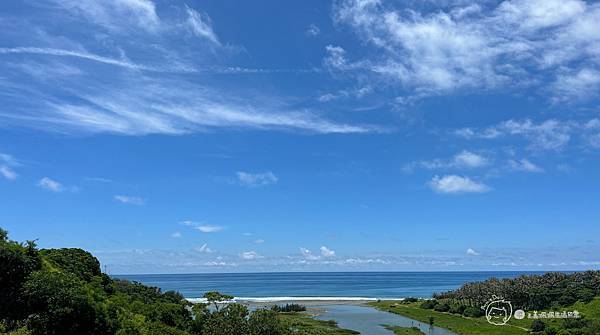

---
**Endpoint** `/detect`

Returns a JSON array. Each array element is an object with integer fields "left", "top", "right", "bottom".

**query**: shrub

[
  {"left": 462, "top": 306, "right": 484, "bottom": 318},
  {"left": 449, "top": 304, "right": 466, "bottom": 315},
  {"left": 249, "top": 309, "right": 289, "bottom": 335},
  {"left": 420, "top": 299, "right": 438, "bottom": 309},
  {"left": 271, "top": 303, "right": 306, "bottom": 313},
  {"left": 531, "top": 320, "right": 547, "bottom": 332},
  {"left": 576, "top": 289, "right": 594, "bottom": 303},
  {"left": 433, "top": 302, "right": 450, "bottom": 312},
  {"left": 403, "top": 297, "right": 419, "bottom": 303}
]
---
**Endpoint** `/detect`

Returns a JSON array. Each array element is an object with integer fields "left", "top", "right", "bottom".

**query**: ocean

[{"left": 115, "top": 271, "right": 541, "bottom": 300}]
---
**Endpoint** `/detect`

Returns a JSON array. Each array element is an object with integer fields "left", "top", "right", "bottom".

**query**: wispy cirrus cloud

[
  {"left": 0, "top": 47, "right": 193, "bottom": 73},
  {"left": 236, "top": 171, "right": 278, "bottom": 187},
  {"left": 48, "top": 0, "right": 161, "bottom": 33},
  {"left": 114, "top": 195, "right": 145, "bottom": 205},
  {"left": 0, "top": 1, "right": 379, "bottom": 137},
  {"left": 0, "top": 73, "right": 378, "bottom": 135},
  {"left": 185, "top": 5, "right": 220, "bottom": 45}
]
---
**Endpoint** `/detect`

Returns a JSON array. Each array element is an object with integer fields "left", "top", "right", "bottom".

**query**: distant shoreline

[{"left": 187, "top": 296, "right": 406, "bottom": 306}]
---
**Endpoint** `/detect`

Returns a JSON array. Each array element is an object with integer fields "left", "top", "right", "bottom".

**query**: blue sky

[{"left": 1, "top": 0, "right": 600, "bottom": 273}]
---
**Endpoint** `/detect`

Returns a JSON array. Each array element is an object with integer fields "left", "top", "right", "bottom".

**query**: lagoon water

[
  {"left": 315, "top": 304, "right": 457, "bottom": 335},
  {"left": 116, "top": 271, "right": 538, "bottom": 299}
]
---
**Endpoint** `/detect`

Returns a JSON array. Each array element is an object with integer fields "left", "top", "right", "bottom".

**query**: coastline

[{"left": 186, "top": 296, "right": 406, "bottom": 305}]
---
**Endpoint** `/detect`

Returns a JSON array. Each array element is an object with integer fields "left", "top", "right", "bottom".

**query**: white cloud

[
  {"left": 405, "top": 150, "right": 488, "bottom": 172},
  {"left": 456, "top": 119, "right": 573, "bottom": 151},
  {"left": 171, "top": 231, "right": 182, "bottom": 238},
  {"left": 453, "top": 151, "right": 489, "bottom": 168},
  {"left": 186, "top": 5, "right": 220, "bottom": 45},
  {"left": 0, "top": 47, "right": 188, "bottom": 73},
  {"left": 195, "top": 225, "right": 223, "bottom": 233},
  {"left": 306, "top": 23, "right": 320, "bottom": 36},
  {"left": 236, "top": 171, "right": 278, "bottom": 187},
  {"left": 240, "top": 251, "right": 262, "bottom": 260},
  {"left": 320, "top": 246, "right": 336, "bottom": 258},
  {"left": 466, "top": 248, "right": 479, "bottom": 256},
  {"left": 1, "top": 74, "right": 377, "bottom": 135},
  {"left": 586, "top": 133, "right": 600, "bottom": 149},
  {"left": 0, "top": 153, "right": 18, "bottom": 166},
  {"left": 0, "top": 153, "right": 19, "bottom": 180},
  {"left": 114, "top": 195, "right": 145, "bottom": 205},
  {"left": 254, "top": 239, "right": 265, "bottom": 244},
  {"left": 195, "top": 243, "right": 214, "bottom": 253},
  {"left": 38, "top": 177, "right": 64, "bottom": 192},
  {"left": 508, "top": 159, "right": 544, "bottom": 173},
  {"left": 51, "top": 0, "right": 160, "bottom": 32},
  {"left": 428, "top": 175, "right": 489, "bottom": 194},
  {"left": 0, "top": 166, "right": 17, "bottom": 180},
  {"left": 552, "top": 68, "right": 600, "bottom": 102},
  {"left": 299, "top": 247, "right": 320, "bottom": 260},
  {"left": 331, "top": 0, "right": 600, "bottom": 101}
]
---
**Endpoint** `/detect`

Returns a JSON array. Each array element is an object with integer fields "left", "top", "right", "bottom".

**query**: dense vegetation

[
  {"left": 434, "top": 271, "right": 600, "bottom": 310},
  {"left": 0, "top": 228, "right": 350, "bottom": 335},
  {"left": 271, "top": 303, "right": 307, "bottom": 313},
  {"left": 372, "top": 271, "right": 600, "bottom": 335}
]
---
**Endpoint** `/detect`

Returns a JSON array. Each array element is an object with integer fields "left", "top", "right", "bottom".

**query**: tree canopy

[{"left": 0, "top": 228, "right": 297, "bottom": 335}]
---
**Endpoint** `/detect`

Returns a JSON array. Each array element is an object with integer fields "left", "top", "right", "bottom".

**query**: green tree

[
  {"left": 40, "top": 248, "right": 101, "bottom": 282},
  {"left": 203, "top": 304, "right": 248, "bottom": 335},
  {"left": 202, "top": 291, "right": 233, "bottom": 311},
  {"left": 0, "top": 230, "right": 42, "bottom": 327},
  {"left": 22, "top": 270, "right": 102, "bottom": 335},
  {"left": 249, "top": 309, "right": 290, "bottom": 335}
]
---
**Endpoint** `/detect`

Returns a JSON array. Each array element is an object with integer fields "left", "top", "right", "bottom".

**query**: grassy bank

[
  {"left": 370, "top": 298, "right": 600, "bottom": 335},
  {"left": 277, "top": 313, "right": 359, "bottom": 334},
  {"left": 370, "top": 301, "right": 528, "bottom": 335}
]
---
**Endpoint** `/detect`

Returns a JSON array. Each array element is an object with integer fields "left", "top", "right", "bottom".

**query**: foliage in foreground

[{"left": 0, "top": 228, "right": 348, "bottom": 335}]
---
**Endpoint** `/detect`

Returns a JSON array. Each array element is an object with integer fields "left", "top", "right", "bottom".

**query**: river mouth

[{"left": 314, "top": 304, "right": 459, "bottom": 335}]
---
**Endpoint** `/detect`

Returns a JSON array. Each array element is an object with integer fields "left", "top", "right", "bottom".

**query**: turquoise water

[
  {"left": 316, "top": 304, "right": 458, "bottom": 335},
  {"left": 115, "top": 271, "right": 541, "bottom": 299}
]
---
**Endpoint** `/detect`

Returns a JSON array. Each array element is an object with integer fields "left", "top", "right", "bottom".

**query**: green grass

[
  {"left": 369, "top": 301, "right": 528, "bottom": 335},
  {"left": 382, "top": 325, "right": 425, "bottom": 335},
  {"left": 370, "top": 298, "right": 600, "bottom": 335},
  {"left": 277, "top": 312, "right": 360, "bottom": 335}
]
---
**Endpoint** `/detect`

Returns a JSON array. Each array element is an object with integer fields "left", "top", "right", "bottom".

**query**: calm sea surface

[{"left": 115, "top": 271, "right": 542, "bottom": 299}]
